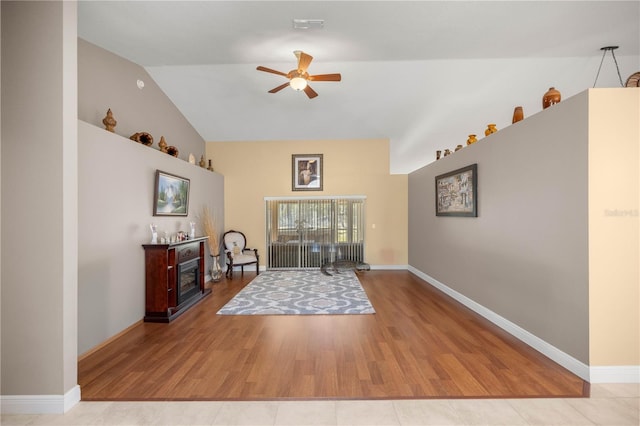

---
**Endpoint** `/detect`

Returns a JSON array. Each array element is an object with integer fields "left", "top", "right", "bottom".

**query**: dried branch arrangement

[{"left": 201, "top": 206, "right": 220, "bottom": 256}]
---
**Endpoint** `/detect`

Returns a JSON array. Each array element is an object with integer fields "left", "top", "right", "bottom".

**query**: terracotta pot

[
  {"left": 484, "top": 124, "right": 498, "bottom": 136},
  {"left": 158, "top": 136, "right": 168, "bottom": 152},
  {"left": 542, "top": 87, "right": 561, "bottom": 109},
  {"left": 166, "top": 146, "right": 179, "bottom": 157},
  {"left": 130, "top": 132, "right": 153, "bottom": 146},
  {"left": 466, "top": 134, "right": 477, "bottom": 145},
  {"left": 102, "top": 108, "right": 117, "bottom": 132},
  {"left": 512, "top": 106, "right": 524, "bottom": 123}
]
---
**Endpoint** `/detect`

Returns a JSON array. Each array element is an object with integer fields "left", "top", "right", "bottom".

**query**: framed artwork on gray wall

[
  {"left": 292, "top": 154, "right": 323, "bottom": 191},
  {"left": 153, "top": 170, "right": 190, "bottom": 216},
  {"left": 435, "top": 163, "right": 477, "bottom": 217}
]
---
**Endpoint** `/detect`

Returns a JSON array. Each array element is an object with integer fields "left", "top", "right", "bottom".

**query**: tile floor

[{"left": 1, "top": 384, "right": 638, "bottom": 425}]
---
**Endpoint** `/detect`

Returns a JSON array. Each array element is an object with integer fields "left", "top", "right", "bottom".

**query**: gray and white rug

[{"left": 217, "top": 270, "right": 375, "bottom": 315}]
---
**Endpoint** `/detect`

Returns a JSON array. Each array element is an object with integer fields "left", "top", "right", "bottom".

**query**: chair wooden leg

[{"left": 226, "top": 262, "right": 233, "bottom": 278}]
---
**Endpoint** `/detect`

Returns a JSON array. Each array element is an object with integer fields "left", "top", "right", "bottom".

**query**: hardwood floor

[{"left": 78, "top": 270, "right": 587, "bottom": 400}]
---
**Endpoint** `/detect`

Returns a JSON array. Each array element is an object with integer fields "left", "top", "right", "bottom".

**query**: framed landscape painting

[
  {"left": 292, "top": 154, "right": 323, "bottom": 191},
  {"left": 153, "top": 170, "right": 190, "bottom": 216},
  {"left": 435, "top": 163, "right": 477, "bottom": 217}
]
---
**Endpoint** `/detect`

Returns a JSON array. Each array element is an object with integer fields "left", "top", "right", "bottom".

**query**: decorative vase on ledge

[
  {"left": 542, "top": 87, "right": 561, "bottom": 109},
  {"left": 512, "top": 106, "right": 524, "bottom": 123},
  {"left": 210, "top": 255, "right": 223, "bottom": 282},
  {"left": 158, "top": 136, "right": 168, "bottom": 152},
  {"left": 102, "top": 108, "right": 117, "bottom": 132},
  {"left": 484, "top": 124, "right": 497, "bottom": 136}
]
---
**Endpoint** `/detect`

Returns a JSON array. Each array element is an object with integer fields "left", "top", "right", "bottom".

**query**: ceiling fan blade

[
  {"left": 268, "top": 82, "right": 290, "bottom": 93},
  {"left": 296, "top": 51, "right": 313, "bottom": 72},
  {"left": 257, "top": 66, "right": 288, "bottom": 77},
  {"left": 303, "top": 85, "right": 318, "bottom": 99},
  {"left": 309, "top": 73, "right": 342, "bottom": 82}
]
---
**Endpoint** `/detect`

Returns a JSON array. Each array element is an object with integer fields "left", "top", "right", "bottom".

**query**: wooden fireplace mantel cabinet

[{"left": 142, "top": 236, "right": 211, "bottom": 322}]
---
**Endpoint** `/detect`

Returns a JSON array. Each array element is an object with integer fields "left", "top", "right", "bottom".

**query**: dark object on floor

[{"left": 321, "top": 259, "right": 370, "bottom": 276}]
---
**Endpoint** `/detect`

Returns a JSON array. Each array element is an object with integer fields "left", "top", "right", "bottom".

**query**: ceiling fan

[{"left": 256, "top": 50, "right": 341, "bottom": 99}]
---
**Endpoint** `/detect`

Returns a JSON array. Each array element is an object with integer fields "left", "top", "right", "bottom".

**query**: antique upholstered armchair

[{"left": 223, "top": 230, "right": 259, "bottom": 278}]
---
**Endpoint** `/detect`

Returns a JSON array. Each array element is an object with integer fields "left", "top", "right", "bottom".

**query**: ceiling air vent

[{"left": 292, "top": 19, "right": 324, "bottom": 30}]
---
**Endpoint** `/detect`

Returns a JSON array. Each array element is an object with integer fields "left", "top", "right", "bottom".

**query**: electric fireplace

[
  {"left": 142, "top": 237, "right": 211, "bottom": 322},
  {"left": 176, "top": 258, "right": 200, "bottom": 306}
]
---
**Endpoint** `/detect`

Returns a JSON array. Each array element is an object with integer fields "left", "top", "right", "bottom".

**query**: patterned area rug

[{"left": 217, "top": 270, "right": 375, "bottom": 315}]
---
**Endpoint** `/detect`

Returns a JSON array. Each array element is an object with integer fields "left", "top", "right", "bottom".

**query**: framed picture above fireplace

[{"left": 153, "top": 170, "right": 190, "bottom": 216}]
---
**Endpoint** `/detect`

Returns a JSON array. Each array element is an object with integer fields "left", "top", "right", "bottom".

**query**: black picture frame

[
  {"left": 292, "top": 154, "right": 323, "bottom": 191},
  {"left": 435, "top": 163, "right": 477, "bottom": 217},
  {"left": 153, "top": 170, "right": 190, "bottom": 216}
]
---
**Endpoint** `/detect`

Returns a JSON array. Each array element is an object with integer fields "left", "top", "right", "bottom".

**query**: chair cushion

[
  {"left": 224, "top": 232, "right": 246, "bottom": 251},
  {"left": 229, "top": 253, "right": 257, "bottom": 265}
]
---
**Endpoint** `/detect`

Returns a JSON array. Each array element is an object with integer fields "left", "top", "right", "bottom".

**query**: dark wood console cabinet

[{"left": 142, "top": 236, "right": 211, "bottom": 322}]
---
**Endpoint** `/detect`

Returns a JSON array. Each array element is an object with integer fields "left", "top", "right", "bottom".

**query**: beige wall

[
  {"left": 207, "top": 139, "right": 407, "bottom": 267},
  {"left": 588, "top": 88, "right": 640, "bottom": 366}
]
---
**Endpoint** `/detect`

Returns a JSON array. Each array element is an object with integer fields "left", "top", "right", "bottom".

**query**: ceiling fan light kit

[
  {"left": 257, "top": 50, "right": 341, "bottom": 99},
  {"left": 289, "top": 76, "right": 308, "bottom": 91}
]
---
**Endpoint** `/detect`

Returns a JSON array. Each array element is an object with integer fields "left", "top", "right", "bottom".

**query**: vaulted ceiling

[{"left": 78, "top": 1, "right": 640, "bottom": 173}]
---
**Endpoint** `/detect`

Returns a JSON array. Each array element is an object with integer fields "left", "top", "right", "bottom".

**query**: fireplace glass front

[{"left": 176, "top": 258, "right": 200, "bottom": 305}]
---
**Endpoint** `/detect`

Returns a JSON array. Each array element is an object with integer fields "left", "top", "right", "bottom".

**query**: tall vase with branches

[{"left": 202, "top": 206, "right": 222, "bottom": 282}]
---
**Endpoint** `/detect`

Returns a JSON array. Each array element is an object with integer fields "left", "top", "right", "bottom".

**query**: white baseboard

[
  {"left": 0, "top": 385, "right": 81, "bottom": 414},
  {"left": 590, "top": 366, "right": 640, "bottom": 383}
]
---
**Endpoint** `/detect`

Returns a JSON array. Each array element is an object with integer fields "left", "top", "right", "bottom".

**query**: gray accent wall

[
  {"left": 78, "top": 39, "right": 206, "bottom": 165},
  {"left": 408, "top": 92, "right": 590, "bottom": 363},
  {"left": 77, "top": 36, "right": 223, "bottom": 355},
  {"left": 78, "top": 121, "right": 224, "bottom": 355}
]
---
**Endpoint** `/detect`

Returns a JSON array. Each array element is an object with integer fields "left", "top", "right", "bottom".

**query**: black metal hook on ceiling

[{"left": 593, "top": 46, "right": 624, "bottom": 88}]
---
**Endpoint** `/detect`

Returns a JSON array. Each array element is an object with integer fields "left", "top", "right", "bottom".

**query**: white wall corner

[
  {"left": 0, "top": 385, "right": 81, "bottom": 415},
  {"left": 408, "top": 266, "right": 591, "bottom": 382},
  {"left": 589, "top": 366, "right": 640, "bottom": 384}
]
